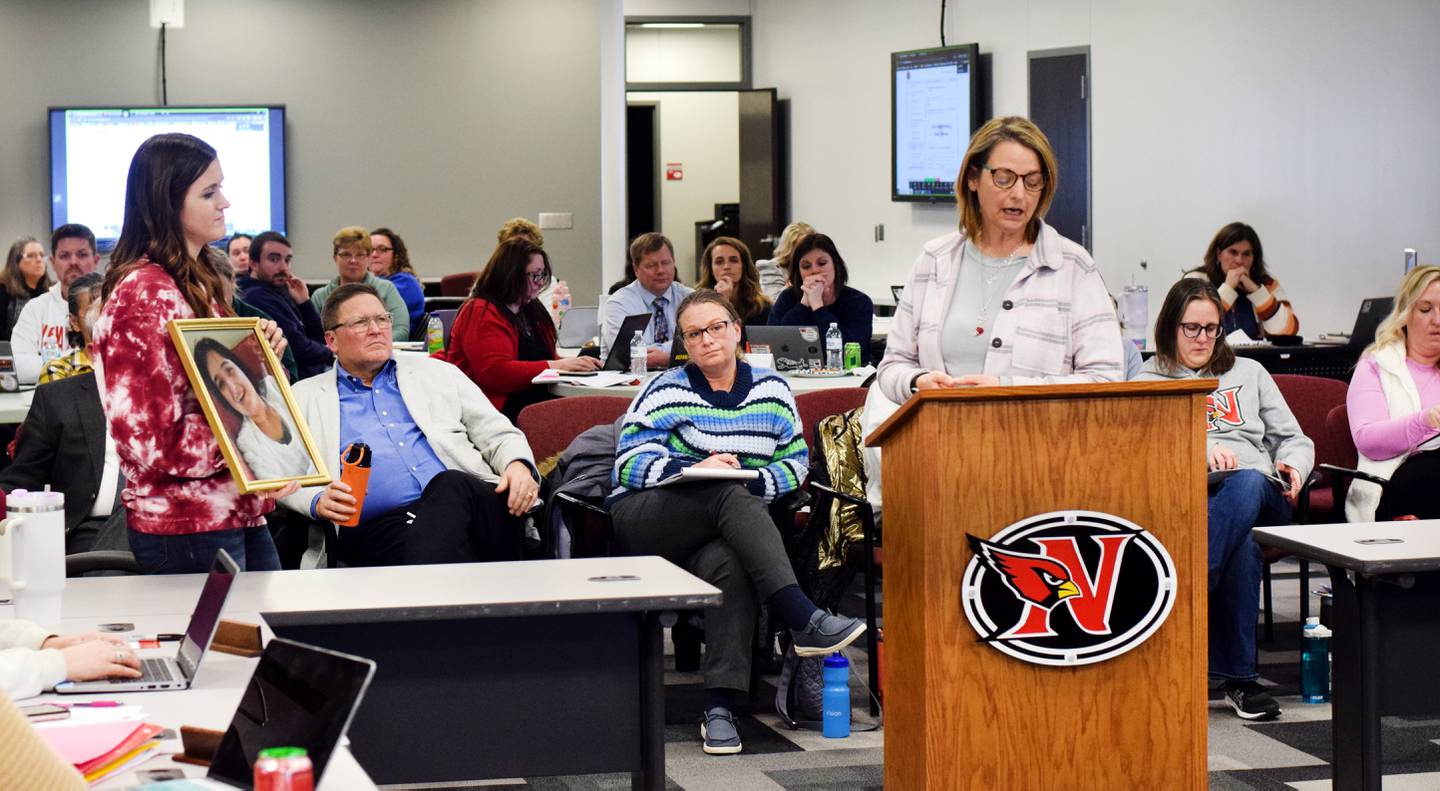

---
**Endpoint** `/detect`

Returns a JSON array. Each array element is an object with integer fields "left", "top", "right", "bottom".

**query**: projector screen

[
  {"left": 49, "top": 106, "right": 287, "bottom": 247},
  {"left": 891, "top": 44, "right": 980, "bottom": 203}
]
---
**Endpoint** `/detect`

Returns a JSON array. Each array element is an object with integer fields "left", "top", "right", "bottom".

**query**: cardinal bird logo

[
  {"left": 968, "top": 536, "right": 1082, "bottom": 610},
  {"left": 1206, "top": 386, "right": 1244, "bottom": 432},
  {"left": 961, "top": 511, "right": 1177, "bottom": 667}
]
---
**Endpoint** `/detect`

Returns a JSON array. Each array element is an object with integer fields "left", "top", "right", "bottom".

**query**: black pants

[
  {"left": 610, "top": 481, "right": 797, "bottom": 692},
  {"left": 67, "top": 510, "right": 129, "bottom": 555},
  {"left": 1377, "top": 450, "right": 1440, "bottom": 520},
  {"left": 333, "top": 470, "right": 524, "bottom": 568}
]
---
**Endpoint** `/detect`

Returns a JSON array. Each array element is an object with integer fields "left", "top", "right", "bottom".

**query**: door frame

[
  {"left": 1027, "top": 45, "right": 1092, "bottom": 250},
  {"left": 625, "top": 100, "right": 662, "bottom": 235}
]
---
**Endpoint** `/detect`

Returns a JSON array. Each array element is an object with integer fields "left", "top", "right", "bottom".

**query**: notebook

[{"left": 55, "top": 549, "right": 239, "bottom": 694}]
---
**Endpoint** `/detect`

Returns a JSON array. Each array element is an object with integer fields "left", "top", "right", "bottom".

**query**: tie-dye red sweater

[{"left": 92, "top": 261, "right": 272, "bottom": 535}]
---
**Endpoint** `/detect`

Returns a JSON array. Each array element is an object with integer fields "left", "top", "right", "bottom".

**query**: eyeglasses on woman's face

[
  {"left": 526, "top": 270, "right": 552, "bottom": 287},
  {"left": 680, "top": 319, "right": 732, "bottom": 344},
  {"left": 1179, "top": 322, "right": 1222, "bottom": 339},
  {"left": 980, "top": 164, "right": 1045, "bottom": 192}
]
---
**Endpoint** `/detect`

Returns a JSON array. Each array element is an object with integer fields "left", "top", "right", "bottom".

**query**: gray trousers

[{"left": 611, "top": 481, "right": 797, "bottom": 692}]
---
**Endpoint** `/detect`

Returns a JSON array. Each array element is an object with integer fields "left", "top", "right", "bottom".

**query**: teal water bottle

[
  {"left": 1300, "top": 616, "right": 1331, "bottom": 703},
  {"left": 821, "top": 652, "right": 850, "bottom": 738}
]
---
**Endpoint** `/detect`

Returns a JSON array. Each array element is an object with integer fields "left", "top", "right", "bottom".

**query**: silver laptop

[
  {"left": 56, "top": 549, "right": 240, "bottom": 694},
  {"left": 747, "top": 325, "right": 822, "bottom": 371}
]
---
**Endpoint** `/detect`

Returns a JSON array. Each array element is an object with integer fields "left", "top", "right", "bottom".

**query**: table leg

[
  {"left": 1357, "top": 575, "right": 1382, "bottom": 791},
  {"left": 634, "top": 611, "right": 665, "bottom": 791},
  {"left": 1326, "top": 565, "right": 1382, "bottom": 791}
]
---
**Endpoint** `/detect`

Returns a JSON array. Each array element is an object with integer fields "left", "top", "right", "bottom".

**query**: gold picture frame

[{"left": 168, "top": 318, "right": 331, "bottom": 493}]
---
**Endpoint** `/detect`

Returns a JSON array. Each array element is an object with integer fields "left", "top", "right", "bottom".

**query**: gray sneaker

[
  {"left": 700, "top": 706, "right": 742, "bottom": 755},
  {"left": 792, "top": 610, "right": 866, "bottom": 657}
]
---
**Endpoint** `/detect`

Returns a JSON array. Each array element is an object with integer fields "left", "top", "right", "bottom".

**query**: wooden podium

[{"left": 866, "top": 381, "right": 1214, "bottom": 790}]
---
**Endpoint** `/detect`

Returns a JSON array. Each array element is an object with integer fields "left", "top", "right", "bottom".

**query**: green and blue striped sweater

[{"left": 610, "top": 362, "right": 808, "bottom": 505}]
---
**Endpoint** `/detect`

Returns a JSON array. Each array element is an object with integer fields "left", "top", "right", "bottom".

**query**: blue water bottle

[
  {"left": 1300, "top": 616, "right": 1331, "bottom": 703},
  {"left": 822, "top": 652, "right": 851, "bottom": 738}
]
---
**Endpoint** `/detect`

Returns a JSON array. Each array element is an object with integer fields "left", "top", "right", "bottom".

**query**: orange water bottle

[{"left": 336, "top": 442, "right": 371, "bottom": 527}]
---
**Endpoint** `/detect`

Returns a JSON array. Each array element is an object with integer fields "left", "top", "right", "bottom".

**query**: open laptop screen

[
  {"left": 177, "top": 549, "right": 240, "bottom": 678},
  {"left": 207, "top": 638, "right": 376, "bottom": 788}
]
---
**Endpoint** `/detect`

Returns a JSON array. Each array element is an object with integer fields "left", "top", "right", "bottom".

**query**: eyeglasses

[
  {"left": 527, "top": 271, "right": 552, "bottom": 287},
  {"left": 680, "top": 320, "right": 733, "bottom": 344},
  {"left": 371, "top": 246, "right": 394, "bottom": 255},
  {"left": 1179, "top": 323, "right": 1222, "bottom": 339},
  {"left": 336, "top": 251, "right": 368, "bottom": 262},
  {"left": 330, "top": 314, "right": 394, "bottom": 333},
  {"left": 980, "top": 164, "right": 1045, "bottom": 192}
]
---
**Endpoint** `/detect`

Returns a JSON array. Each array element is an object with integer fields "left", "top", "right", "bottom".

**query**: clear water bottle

[
  {"left": 550, "top": 279, "right": 571, "bottom": 320},
  {"left": 824, "top": 322, "right": 843, "bottom": 369},
  {"left": 425, "top": 314, "right": 445, "bottom": 354},
  {"left": 822, "top": 652, "right": 850, "bottom": 738},
  {"left": 629, "top": 330, "right": 647, "bottom": 376},
  {"left": 1300, "top": 616, "right": 1331, "bottom": 703}
]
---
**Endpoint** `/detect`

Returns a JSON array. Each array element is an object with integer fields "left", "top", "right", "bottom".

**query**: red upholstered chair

[
  {"left": 440, "top": 272, "right": 478, "bottom": 297},
  {"left": 516, "top": 396, "right": 631, "bottom": 463},
  {"left": 794, "top": 387, "right": 868, "bottom": 458}
]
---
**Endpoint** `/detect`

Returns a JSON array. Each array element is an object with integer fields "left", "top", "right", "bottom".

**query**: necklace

[{"left": 970, "top": 242, "right": 1025, "bottom": 336}]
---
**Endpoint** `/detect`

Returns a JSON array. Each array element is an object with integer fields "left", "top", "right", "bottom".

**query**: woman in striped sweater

[
  {"left": 609, "top": 289, "right": 865, "bottom": 756},
  {"left": 1186, "top": 222, "right": 1299, "bottom": 339}
]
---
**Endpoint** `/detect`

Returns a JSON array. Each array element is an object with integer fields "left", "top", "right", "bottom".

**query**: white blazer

[{"left": 281, "top": 355, "right": 536, "bottom": 517}]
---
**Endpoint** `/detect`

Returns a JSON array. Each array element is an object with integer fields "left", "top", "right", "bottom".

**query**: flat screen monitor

[
  {"left": 49, "top": 105, "right": 286, "bottom": 247},
  {"left": 891, "top": 44, "right": 980, "bottom": 203}
]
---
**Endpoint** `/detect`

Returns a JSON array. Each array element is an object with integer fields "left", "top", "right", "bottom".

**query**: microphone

[{"left": 336, "top": 442, "right": 371, "bottom": 527}]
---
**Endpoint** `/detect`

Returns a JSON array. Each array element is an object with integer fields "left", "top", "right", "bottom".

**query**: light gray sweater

[{"left": 1137, "top": 355, "right": 1314, "bottom": 481}]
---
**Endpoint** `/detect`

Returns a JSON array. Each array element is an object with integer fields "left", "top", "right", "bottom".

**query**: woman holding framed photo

[{"left": 94, "top": 133, "right": 298, "bottom": 574}]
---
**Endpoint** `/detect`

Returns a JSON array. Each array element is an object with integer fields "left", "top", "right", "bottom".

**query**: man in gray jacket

[{"left": 281, "top": 283, "right": 540, "bottom": 567}]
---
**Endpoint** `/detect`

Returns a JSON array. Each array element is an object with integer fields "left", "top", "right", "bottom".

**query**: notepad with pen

[{"left": 656, "top": 467, "right": 759, "bottom": 487}]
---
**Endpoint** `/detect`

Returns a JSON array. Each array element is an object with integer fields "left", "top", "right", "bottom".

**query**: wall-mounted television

[
  {"left": 49, "top": 106, "right": 286, "bottom": 247},
  {"left": 891, "top": 44, "right": 980, "bottom": 203}
]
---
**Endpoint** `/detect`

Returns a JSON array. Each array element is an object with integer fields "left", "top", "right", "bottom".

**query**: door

[
  {"left": 1028, "top": 48, "right": 1090, "bottom": 250},
  {"left": 626, "top": 103, "right": 660, "bottom": 243},
  {"left": 737, "top": 89, "right": 784, "bottom": 262}
]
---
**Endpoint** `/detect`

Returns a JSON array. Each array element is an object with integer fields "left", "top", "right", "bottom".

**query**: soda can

[
  {"left": 842, "top": 342, "right": 862, "bottom": 371},
  {"left": 254, "top": 746, "right": 314, "bottom": 791}
]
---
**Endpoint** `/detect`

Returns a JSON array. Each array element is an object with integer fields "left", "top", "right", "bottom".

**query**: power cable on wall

[
  {"left": 160, "top": 22, "right": 168, "bottom": 105},
  {"left": 940, "top": 0, "right": 947, "bottom": 46}
]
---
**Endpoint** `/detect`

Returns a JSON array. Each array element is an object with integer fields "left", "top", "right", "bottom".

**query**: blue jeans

[
  {"left": 127, "top": 526, "right": 281, "bottom": 574},
  {"left": 1208, "top": 469, "right": 1291, "bottom": 681}
]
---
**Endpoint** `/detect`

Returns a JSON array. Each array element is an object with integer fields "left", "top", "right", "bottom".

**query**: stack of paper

[
  {"left": 532, "top": 370, "right": 642, "bottom": 388},
  {"left": 35, "top": 714, "right": 166, "bottom": 785}
]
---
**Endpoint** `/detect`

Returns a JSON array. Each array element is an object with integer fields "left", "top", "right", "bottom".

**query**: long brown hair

[
  {"left": 1, "top": 237, "right": 51, "bottom": 298},
  {"left": 469, "top": 237, "right": 556, "bottom": 337},
  {"left": 1152, "top": 278, "right": 1236, "bottom": 376},
  {"left": 698, "top": 236, "right": 770, "bottom": 321},
  {"left": 104, "top": 133, "right": 231, "bottom": 318},
  {"left": 1190, "top": 221, "right": 1272, "bottom": 288}
]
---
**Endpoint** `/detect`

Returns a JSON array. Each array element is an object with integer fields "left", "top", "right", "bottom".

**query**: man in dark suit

[{"left": 0, "top": 372, "right": 125, "bottom": 554}]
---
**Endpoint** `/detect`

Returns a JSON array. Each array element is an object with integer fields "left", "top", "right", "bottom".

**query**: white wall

[
  {"left": 627, "top": 26, "right": 745, "bottom": 83},
  {"left": 754, "top": 0, "right": 1440, "bottom": 336},
  {"left": 627, "top": 91, "right": 741, "bottom": 277},
  {"left": 0, "top": 0, "right": 606, "bottom": 299}
]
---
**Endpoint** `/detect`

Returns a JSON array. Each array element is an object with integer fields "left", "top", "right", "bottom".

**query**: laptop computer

[
  {"left": 603, "top": 313, "right": 653, "bottom": 371},
  {"left": 557, "top": 306, "right": 599, "bottom": 348},
  {"left": 746, "top": 325, "right": 822, "bottom": 371},
  {"left": 56, "top": 549, "right": 239, "bottom": 694},
  {"left": 1348, "top": 297, "right": 1393, "bottom": 348},
  {"left": 204, "top": 638, "right": 377, "bottom": 789}
]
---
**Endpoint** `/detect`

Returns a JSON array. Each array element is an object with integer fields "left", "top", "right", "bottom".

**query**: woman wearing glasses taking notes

[
  {"left": 94, "top": 133, "right": 299, "bottom": 574},
  {"left": 609, "top": 289, "right": 865, "bottom": 756},
  {"left": 876, "top": 116, "right": 1123, "bottom": 402},
  {"left": 441, "top": 237, "right": 601, "bottom": 421},
  {"left": 1137, "top": 277, "right": 1313, "bottom": 722}
]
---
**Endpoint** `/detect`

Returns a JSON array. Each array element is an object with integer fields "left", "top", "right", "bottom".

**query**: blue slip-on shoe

[
  {"left": 792, "top": 610, "right": 867, "bottom": 657},
  {"left": 700, "top": 706, "right": 743, "bottom": 755}
]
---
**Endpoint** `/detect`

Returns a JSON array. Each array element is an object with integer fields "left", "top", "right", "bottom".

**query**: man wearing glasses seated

[
  {"left": 280, "top": 284, "right": 540, "bottom": 567},
  {"left": 308, "top": 226, "right": 410, "bottom": 342}
]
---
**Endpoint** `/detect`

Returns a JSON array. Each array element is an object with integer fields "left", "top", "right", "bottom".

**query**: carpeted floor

[{"left": 386, "top": 561, "right": 1440, "bottom": 789}]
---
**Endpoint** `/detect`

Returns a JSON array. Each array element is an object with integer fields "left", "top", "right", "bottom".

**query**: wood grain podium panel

[{"left": 869, "top": 381, "right": 1213, "bottom": 790}]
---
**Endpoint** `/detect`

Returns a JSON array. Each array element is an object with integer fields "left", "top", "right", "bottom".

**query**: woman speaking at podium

[
  {"left": 1138, "top": 278, "right": 1313, "bottom": 722},
  {"left": 876, "top": 116, "right": 1122, "bottom": 403}
]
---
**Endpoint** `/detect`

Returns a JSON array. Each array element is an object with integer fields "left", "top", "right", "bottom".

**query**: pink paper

[{"left": 35, "top": 720, "right": 144, "bottom": 765}]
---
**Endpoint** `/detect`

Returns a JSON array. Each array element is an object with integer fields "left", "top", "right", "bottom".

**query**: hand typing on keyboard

[{"left": 47, "top": 638, "right": 142, "bottom": 683}]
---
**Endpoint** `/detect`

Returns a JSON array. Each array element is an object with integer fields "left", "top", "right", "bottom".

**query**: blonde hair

[
  {"left": 332, "top": 226, "right": 371, "bottom": 257},
  {"left": 497, "top": 217, "right": 544, "bottom": 247},
  {"left": 772, "top": 221, "right": 814, "bottom": 271},
  {"left": 956, "top": 116, "right": 1059, "bottom": 244},
  {"left": 1367, "top": 265, "right": 1440, "bottom": 359}
]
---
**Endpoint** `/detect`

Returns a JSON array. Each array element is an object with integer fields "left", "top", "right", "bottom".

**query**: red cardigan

[{"left": 439, "top": 298, "right": 556, "bottom": 412}]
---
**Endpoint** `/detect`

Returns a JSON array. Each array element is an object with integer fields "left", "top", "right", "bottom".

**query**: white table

[
  {"left": 0, "top": 387, "right": 35, "bottom": 423},
  {"left": 548, "top": 367, "right": 873, "bottom": 399}
]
